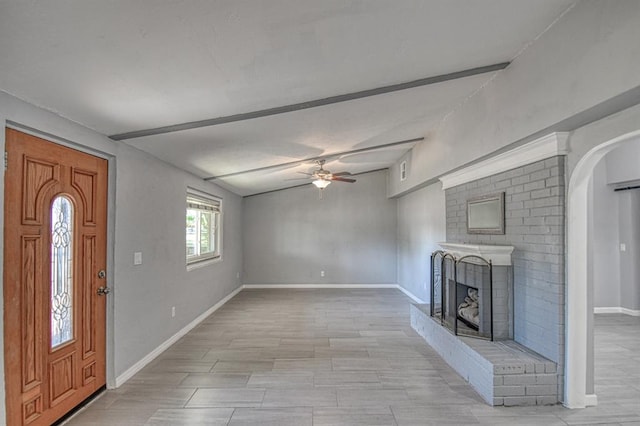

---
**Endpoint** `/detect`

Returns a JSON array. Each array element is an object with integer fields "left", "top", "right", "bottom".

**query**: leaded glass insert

[{"left": 50, "top": 196, "right": 74, "bottom": 348}]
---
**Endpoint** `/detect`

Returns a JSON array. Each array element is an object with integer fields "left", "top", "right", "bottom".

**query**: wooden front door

[{"left": 3, "top": 128, "right": 108, "bottom": 425}]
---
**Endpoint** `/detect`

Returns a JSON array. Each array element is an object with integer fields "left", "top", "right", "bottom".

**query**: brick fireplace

[{"left": 411, "top": 144, "right": 566, "bottom": 406}]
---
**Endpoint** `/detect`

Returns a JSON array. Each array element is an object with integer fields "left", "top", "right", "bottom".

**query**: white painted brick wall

[{"left": 444, "top": 156, "right": 565, "bottom": 395}]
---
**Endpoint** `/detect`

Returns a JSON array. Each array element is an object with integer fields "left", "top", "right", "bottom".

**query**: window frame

[{"left": 186, "top": 189, "right": 222, "bottom": 266}]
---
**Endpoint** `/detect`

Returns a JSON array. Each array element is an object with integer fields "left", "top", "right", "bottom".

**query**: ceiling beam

[
  {"left": 109, "top": 62, "right": 509, "bottom": 141},
  {"left": 203, "top": 137, "right": 423, "bottom": 181}
]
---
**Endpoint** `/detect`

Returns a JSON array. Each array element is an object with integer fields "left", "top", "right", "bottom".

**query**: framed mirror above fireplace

[{"left": 467, "top": 192, "right": 505, "bottom": 234}]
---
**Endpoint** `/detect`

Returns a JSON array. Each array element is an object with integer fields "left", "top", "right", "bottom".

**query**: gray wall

[
  {"left": 606, "top": 141, "right": 640, "bottom": 185},
  {"left": 617, "top": 191, "right": 640, "bottom": 311},
  {"left": 591, "top": 143, "right": 640, "bottom": 311},
  {"left": 590, "top": 159, "right": 621, "bottom": 308},
  {"left": 113, "top": 144, "right": 243, "bottom": 376},
  {"left": 606, "top": 140, "right": 640, "bottom": 310},
  {"left": 243, "top": 170, "right": 397, "bottom": 285},
  {"left": 445, "top": 156, "right": 565, "bottom": 369},
  {"left": 397, "top": 182, "right": 446, "bottom": 301},
  {"left": 0, "top": 92, "right": 244, "bottom": 424}
]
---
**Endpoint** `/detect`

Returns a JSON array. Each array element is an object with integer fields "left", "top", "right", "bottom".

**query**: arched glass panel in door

[{"left": 50, "top": 195, "right": 74, "bottom": 347}]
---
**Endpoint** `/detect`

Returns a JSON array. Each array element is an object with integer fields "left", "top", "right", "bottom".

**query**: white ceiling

[{"left": 0, "top": 0, "right": 574, "bottom": 196}]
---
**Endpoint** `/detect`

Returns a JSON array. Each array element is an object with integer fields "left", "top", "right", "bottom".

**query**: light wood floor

[{"left": 64, "top": 289, "right": 640, "bottom": 425}]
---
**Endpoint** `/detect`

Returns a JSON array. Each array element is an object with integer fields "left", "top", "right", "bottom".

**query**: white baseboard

[
  {"left": 594, "top": 307, "right": 640, "bottom": 316},
  {"left": 114, "top": 285, "right": 243, "bottom": 387},
  {"left": 585, "top": 394, "right": 598, "bottom": 407},
  {"left": 242, "top": 283, "right": 398, "bottom": 289},
  {"left": 396, "top": 285, "right": 426, "bottom": 304},
  {"left": 594, "top": 307, "right": 619, "bottom": 314},
  {"left": 243, "top": 283, "right": 426, "bottom": 304}
]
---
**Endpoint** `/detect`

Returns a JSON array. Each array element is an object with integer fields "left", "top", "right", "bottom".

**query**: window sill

[{"left": 187, "top": 255, "right": 222, "bottom": 271}]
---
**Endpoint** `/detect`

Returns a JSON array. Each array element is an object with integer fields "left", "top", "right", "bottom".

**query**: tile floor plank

[
  {"left": 185, "top": 388, "right": 265, "bottom": 408},
  {"left": 146, "top": 408, "right": 234, "bottom": 425},
  {"left": 228, "top": 407, "right": 312, "bottom": 426}
]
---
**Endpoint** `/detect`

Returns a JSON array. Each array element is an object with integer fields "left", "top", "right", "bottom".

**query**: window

[{"left": 186, "top": 190, "right": 221, "bottom": 264}]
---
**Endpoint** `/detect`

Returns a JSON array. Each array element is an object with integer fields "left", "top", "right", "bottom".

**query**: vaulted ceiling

[{"left": 0, "top": 0, "right": 574, "bottom": 195}]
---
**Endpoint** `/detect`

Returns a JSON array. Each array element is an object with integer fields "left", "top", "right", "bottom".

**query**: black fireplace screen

[{"left": 430, "top": 250, "right": 494, "bottom": 340}]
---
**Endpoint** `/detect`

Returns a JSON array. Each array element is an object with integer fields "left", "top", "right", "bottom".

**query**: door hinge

[{"left": 4, "top": 151, "right": 7, "bottom": 171}]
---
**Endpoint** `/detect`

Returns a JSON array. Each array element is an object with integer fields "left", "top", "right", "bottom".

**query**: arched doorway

[{"left": 565, "top": 129, "right": 640, "bottom": 408}]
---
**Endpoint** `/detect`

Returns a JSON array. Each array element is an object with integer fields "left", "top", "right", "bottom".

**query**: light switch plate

[{"left": 134, "top": 252, "right": 143, "bottom": 265}]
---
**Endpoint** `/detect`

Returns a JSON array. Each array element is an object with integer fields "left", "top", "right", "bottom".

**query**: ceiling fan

[{"left": 293, "top": 159, "right": 356, "bottom": 196}]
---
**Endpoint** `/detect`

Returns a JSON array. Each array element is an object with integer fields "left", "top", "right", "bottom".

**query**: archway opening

[{"left": 566, "top": 130, "right": 640, "bottom": 408}]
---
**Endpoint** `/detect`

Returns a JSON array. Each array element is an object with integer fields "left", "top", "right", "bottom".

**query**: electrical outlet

[
  {"left": 320, "top": 270, "right": 325, "bottom": 277},
  {"left": 171, "top": 306, "right": 176, "bottom": 318},
  {"left": 620, "top": 243, "right": 627, "bottom": 252},
  {"left": 134, "top": 252, "right": 142, "bottom": 265}
]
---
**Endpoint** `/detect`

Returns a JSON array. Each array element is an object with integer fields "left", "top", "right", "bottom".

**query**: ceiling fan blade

[
  {"left": 332, "top": 171, "right": 352, "bottom": 177},
  {"left": 284, "top": 177, "right": 311, "bottom": 181},
  {"left": 331, "top": 177, "right": 356, "bottom": 183}
]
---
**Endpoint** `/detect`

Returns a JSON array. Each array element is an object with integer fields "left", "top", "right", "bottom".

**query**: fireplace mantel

[{"left": 438, "top": 242, "right": 515, "bottom": 266}]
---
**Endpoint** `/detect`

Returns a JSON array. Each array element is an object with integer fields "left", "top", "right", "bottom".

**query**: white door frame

[{"left": 565, "top": 129, "right": 640, "bottom": 408}]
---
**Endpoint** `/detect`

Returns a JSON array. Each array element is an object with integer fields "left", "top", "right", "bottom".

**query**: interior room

[{"left": 1, "top": 1, "right": 640, "bottom": 425}]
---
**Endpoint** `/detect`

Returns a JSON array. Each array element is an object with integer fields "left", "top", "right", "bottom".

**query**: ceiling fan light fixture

[{"left": 312, "top": 178, "right": 331, "bottom": 189}]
